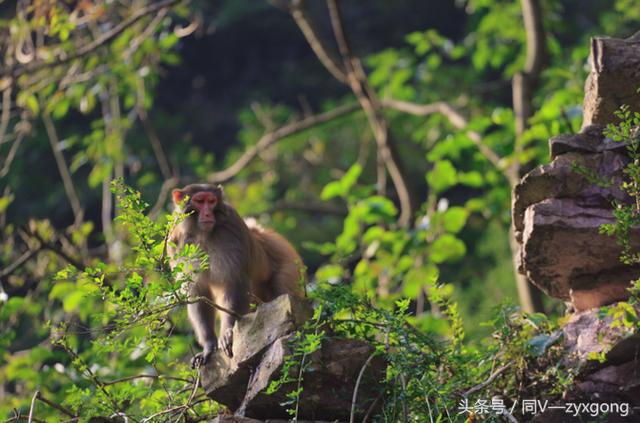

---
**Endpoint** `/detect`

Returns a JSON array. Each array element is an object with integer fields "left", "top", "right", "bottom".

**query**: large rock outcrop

[
  {"left": 513, "top": 127, "right": 640, "bottom": 310},
  {"left": 516, "top": 30, "right": 640, "bottom": 422},
  {"left": 513, "top": 32, "right": 640, "bottom": 312},
  {"left": 582, "top": 31, "right": 640, "bottom": 128},
  {"left": 200, "top": 295, "right": 385, "bottom": 422}
]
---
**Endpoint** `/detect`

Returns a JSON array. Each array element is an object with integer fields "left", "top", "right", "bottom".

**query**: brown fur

[{"left": 167, "top": 184, "right": 305, "bottom": 367}]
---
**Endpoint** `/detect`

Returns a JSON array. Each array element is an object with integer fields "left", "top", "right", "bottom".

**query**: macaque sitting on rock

[{"left": 167, "top": 184, "right": 305, "bottom": 368}]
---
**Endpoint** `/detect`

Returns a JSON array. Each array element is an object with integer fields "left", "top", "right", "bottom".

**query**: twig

[
  {"left": 104, "top": 374, "right": 191, "bottom": 386},
  {"left": 462, "top": 364, "right": 510, "bottom": 398},
  {"left": 349, "top": 352, "right": 376, "bottom": 423},
  {"left": 138, "top": 106, "right": 173, "bottom": 181},
  {"left": 361, "top": 391, "right": 384, "bottom": 423},
  {"left": 0, "top": 86, "right": 12, "bottom": 145},
  {"left": 149, "top": 177, "right": 179, "bottom": 220},
  {"left": 269, "top": 199, "right": 347, "bottom": 216},
  {"left": 140, "top": 405, "right": 187, "bottom": 423},
  {"left": 289, "top": 0, "right": 348, "bottom": 84},
  {"left": 56, "top": 342, "right": 122, "bottom": 414},
  {"left": 27, "top": 390, "right": 39, "bottom": 423},
  {"left": 0, "top": 248, "right": 38, "bottom": 279},
  {"left": 503, "top": 408, "right": 520, "bottom": 423},
  {"left": 207, "top": 102, "right": 361, "bottom": 183},
  {"left": 1, "top": 0, "right": 182, "bottom": 79},
  {"left": 382, "top": 98, "right": 505, "bottom": 173},
  {"left": 0, "top": 124, "right": 27, "bottom": 178},
  {"left": 175, "top": 372, "right": 200, "bottom": 422},
  {"left": 5, "top": 416, "right": 46, "bottom": 423},
  {"left": 37, "top": 393, "right": 77, "bottom": 418},
  {"left": 28, "top": 229, "right": 86, "bottom": 270},
  {"left": 42, "top": 110, "right": 84, "bottom": 226}
]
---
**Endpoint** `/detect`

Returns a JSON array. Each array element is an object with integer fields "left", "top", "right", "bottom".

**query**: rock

[
  {"left": 200, "top": 295, "right": 385, "bottom": 421},
  {"left": 519, "top": 198, "right": 638, "bottom": 307},
  {"left": 582, "top": 31, "right": 640, "bottom": 128},
  {"left": 512, "top": 124, "right": 639, "bottom": 308},
  {"left": 562, "top": 304, "right": 640, "bottom": 366},
  {"left": 232, "top": 294, "right": 313, "bottom": 366},
  {"left": 513, "top": 144, "right": 630, "bottom": 241},
  {"left": 529, "top": 309, "right": 640, "bottom": 422},
  {"left": 201, "top": 295, "right": 312, "bottom": 410},
  {"left": 548, "top": 126, "right": 628, "bottom": 159},
  {"left": 238, "top": 337, "right": 384, "bottom": 421},
  {"left": 201, "top": 351, "right": 251, "bottom": 411}
]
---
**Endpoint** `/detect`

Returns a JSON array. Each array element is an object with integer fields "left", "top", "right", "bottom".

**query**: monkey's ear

[{"left": 172, "top": 189, "right": 186, "bottom": 205}]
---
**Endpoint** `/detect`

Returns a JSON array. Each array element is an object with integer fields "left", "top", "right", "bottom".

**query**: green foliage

[
  {"left": 601, "top": 106, "right": 640, "bottom": 264},
  {"left": 2, "top": 182, "right": 218, "bottom": 421},
  {"left": 265, "top": 283, "right": 572, "bottom": 422}
]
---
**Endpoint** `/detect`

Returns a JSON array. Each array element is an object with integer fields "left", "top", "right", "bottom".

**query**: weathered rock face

[
  {"left": 582, "top": 31, "right": 640, "bottom": 128},
  {"left": 529, "top": 305, "right": 640, "bottom": 423},
  {"left": 200, "top": 295, "right": 385, "bottom": 422},
  {"left": 514, "top": 31, "right": 640, "bottom": 421},
  {"left": 513, "top": 127, "right": 639, "bottom": 310}
]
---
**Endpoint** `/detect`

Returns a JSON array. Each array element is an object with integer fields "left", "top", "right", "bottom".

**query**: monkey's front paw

[
  {"left": 219, "top": 328, "right": 233, "bottom": 358},
  {"left": 191, "top": 345, "right": 216, "bottom": 369}
]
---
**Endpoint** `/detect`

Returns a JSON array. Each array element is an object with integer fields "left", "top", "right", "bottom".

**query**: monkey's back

[{"left": 245, "top": 220, "right": 306, "bottom": 301}]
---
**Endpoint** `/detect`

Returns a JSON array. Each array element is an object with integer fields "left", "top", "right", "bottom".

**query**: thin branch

[
  {"left": 140, "top": 405, "right": 188, "bottom": 423},
  {"left": 269, "top": 199, "right": 348, "bottom": 216},
  {"left": 382, "top": 98, "right": 505, "bottom": 173},
  {"left": 6, "top": 416, "right": 46, "bottom": 423},
  {"left": 27, "top": 390, "right": 39, "bottom": 423},
  {"left": 521, "top": 0, "right": 546, "bottom": 77},
  {"left": 0, "top": 122, "right": 27, "bottom": 178},
  {"left": 325, "top": 0, "right": 415, "bottom": 227},
  {"left": 462, "top": 364, "right": 510, "bottom": 398},
  {"left": 1, "top": 0, "right": 182, "bottom": 79},
  {"left": 56, "top": 343, "right": 122, "bottom": 413},
  {"left": 37, "top": 393, "right": 77, "bottom": 418},
  {"left": 137, "top": 107, "right": 173, "bottom": 181},
  {"left": 149, "top": 177, "right": 179, "bottom": 219},
  {"left": 350, "top": 352, "right": 376, "bottom": 423},
  {"left": 42, "top": 110, "right": 84, "bottom": 226},
  {"left": 0, "top": 86, "right": 12, "bottom": 145},
  {"left": 104, "top": 373, "right": 191, "bottom": 386},
  {"left": 28, "top": 229, "right": 86, "bottom": 270},
  {"left": 0, "top": 248, "right": 38, "bottom": 279},
  {"left": 175, "top": 372, "right": 200, "bottom": 422},
  {"left": 512, "top": 0, "right": 546, "bottom": 178},
  {"left": 289, "top": 0, "right": 348, "bottom": 84},
  {"left": 207, "top": 102, "right": 361, "bottom": 183}
]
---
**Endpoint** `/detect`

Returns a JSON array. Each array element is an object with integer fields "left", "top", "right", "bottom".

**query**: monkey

[{"left": 167, "top": 184, "right": 305, "bottom": 368}]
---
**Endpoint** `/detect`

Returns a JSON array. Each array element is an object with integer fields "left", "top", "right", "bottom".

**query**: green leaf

[
  {"left": 49, "top": 282, "right": 76, "bottom": 300},
  {"left": 320, "top": 181, "right": 343, "bottom": 200},
  {"left": 427, "top": 160, "right": 457, "bottom": 193},
  {"left": 403, "top": 264, "right": 439, "bottom": 297},
  {"left": 62, "top": 291, "right": 85, "bottom": 312},
  {"left": 442, "top": 207, "right": 468, "bottom": 234},
  {"left": 341, "top": 163, "right": 363, "bottom": 192},
  {"left": 430, "top": 234, "right": 466, "bottom": 263},
  {"left": 0, "top": 195, "right": 13, "bottom": 213},
  {"left": 458, "top": 171, "right": 484, "bottom": 187}
]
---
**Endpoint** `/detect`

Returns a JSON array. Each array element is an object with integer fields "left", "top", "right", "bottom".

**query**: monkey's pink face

[{"left": 191, "top": 191, "right": 219, "bottom": 231}]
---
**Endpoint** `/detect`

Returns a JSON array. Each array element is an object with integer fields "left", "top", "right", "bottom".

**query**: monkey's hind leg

[
  {"left": 187, "top": 282, "right": 218, "bottom": 368},
  {"left": 216, "top": 285, "right": 250, "bottom": 358}
]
